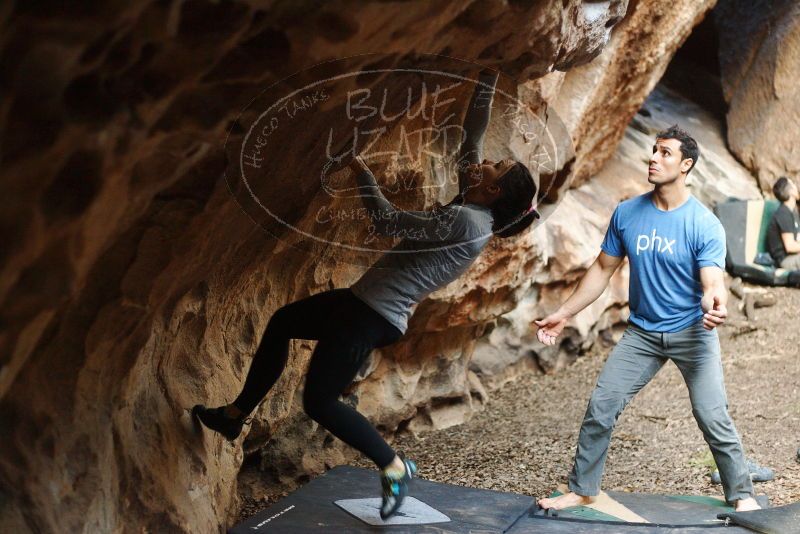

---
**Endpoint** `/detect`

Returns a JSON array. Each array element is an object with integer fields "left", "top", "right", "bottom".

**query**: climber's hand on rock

[
  {"left": 325, "top": 141, "right": 356, "bottom": 174},
  {"left": 348, "top": 155, "right": 371, "bottom": 175},
  {"left": 325, "top": 154, "right": 352, "bottom": 174}
]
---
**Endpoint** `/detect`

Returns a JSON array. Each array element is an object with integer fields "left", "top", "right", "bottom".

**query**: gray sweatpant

[
  {"left": 567, "top": 319, "right": 754, "bottom": 502},
  {"left": 780, "top": 253, "right": 800, "bottom": 271}
]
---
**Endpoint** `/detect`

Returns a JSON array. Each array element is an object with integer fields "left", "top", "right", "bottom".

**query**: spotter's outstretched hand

[{"left": 534, "top": 311, "right": 569, "bottom": 346}]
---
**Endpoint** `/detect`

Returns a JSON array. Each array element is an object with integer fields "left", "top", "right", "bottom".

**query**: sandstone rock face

[
  {"left": 546, "top": 0, "right": 717, "bottom": 186},
  {"left": 715, "top": 0, "right": 800, "bottom": 191},
  {"left": 0, "top": 1, "right": 757, "bottom": 532},
  {"left": 0, "top": 2, "right": 626, "bottom": 532}
]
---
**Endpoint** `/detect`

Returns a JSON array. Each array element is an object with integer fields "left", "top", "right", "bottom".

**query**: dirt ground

[{"left": 238, "top": 282, "right": 799, "bottom": 521}]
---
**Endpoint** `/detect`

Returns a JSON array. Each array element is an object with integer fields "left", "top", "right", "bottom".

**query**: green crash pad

[{"left": 543, "top": 489, "right": 749, "bottom": 524}]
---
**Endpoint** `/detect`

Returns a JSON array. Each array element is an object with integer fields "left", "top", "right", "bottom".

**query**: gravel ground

[{"left": 238, "top": 283, "right": 800, "bottom": 521}]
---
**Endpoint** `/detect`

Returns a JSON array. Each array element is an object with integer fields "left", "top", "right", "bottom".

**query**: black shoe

[
  {"left": 192, "top": 405, "right": 251, "bottom": 441},
  {"left": 379, "top": 457, "right": 418, "bottom": 520}
]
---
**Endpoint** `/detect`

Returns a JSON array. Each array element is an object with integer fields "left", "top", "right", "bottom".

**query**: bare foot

[
  {"left": 538, "top": 491, "right": 596, "bottom": 510},
  {"left": 734, "top": 497, "right": 761, "bottom": 512}
]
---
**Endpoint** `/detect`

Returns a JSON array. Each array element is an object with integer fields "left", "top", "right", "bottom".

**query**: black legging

[{"left": 232, "top": 288, "right": 403, "bottom": 468}]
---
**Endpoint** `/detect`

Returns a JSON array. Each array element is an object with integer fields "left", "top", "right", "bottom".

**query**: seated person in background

[{"left": 766, "top": 176, "right": 800, "bottom": 271}]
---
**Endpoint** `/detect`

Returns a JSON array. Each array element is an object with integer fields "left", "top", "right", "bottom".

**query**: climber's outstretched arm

[
  {"left": 349, "top": 156, "right": 467, "bottom": 242},
  {"left": 457, "top": 68, "right": 500, "bottom": 194}
]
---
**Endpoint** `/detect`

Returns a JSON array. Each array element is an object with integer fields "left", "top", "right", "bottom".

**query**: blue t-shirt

[{"left": 601, "top": 192, "right": 726, "bottom": 333}]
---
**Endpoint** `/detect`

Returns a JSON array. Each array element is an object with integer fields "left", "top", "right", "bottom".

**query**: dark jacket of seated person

[{"left": 766, "top": 176, "right": 800, "bottom": 271}]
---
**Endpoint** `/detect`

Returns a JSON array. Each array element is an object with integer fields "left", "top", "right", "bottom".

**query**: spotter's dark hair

[
  {"left": 655, "top": 124, "right": 700, "bottom": 176},
  {"left": 773, "top": 176, "right": 795, "bottom": 202},
  {"left": 490, "top": 162, "right": 538, "bottom": 238}
]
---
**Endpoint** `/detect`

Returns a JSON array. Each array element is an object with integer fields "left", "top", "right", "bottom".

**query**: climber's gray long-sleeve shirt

[{"left": 350, "top": 70, "right": 499, "bottom": 335}]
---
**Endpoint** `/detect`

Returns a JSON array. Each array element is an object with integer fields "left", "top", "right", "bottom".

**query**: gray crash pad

[
  {"left": 718, "top": 501, "right": 800, "bottom": 534},
  {"left": 229, "top": 464, "right": 781, "bottom": 533},
  {"left": 334, "top": 496, "right": 450, "bottom": 526},
  {"left": 229, "top": 465, "right": 533, "bottom": 533}
]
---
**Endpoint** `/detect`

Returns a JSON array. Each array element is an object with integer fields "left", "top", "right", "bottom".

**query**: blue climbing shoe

[
  {"left": 379, "top": 457, "right": 418, "bottom": 520},
  {"left": 710, "top": 458, "right": 774, "bottom": 484}
]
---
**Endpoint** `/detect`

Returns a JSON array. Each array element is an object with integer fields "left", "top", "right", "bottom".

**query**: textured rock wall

[
  {"left": 0, "top": 0, "right": 774, "bottom": 532},
  {"left": 543, "top": 0, "right": 717, "bottom": 186},
  {"left": 0, "top": 1, "right": 632, "bottom": 532},
  {"left": 715, "top": 0, "right": 800, "bottom": 192}
]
